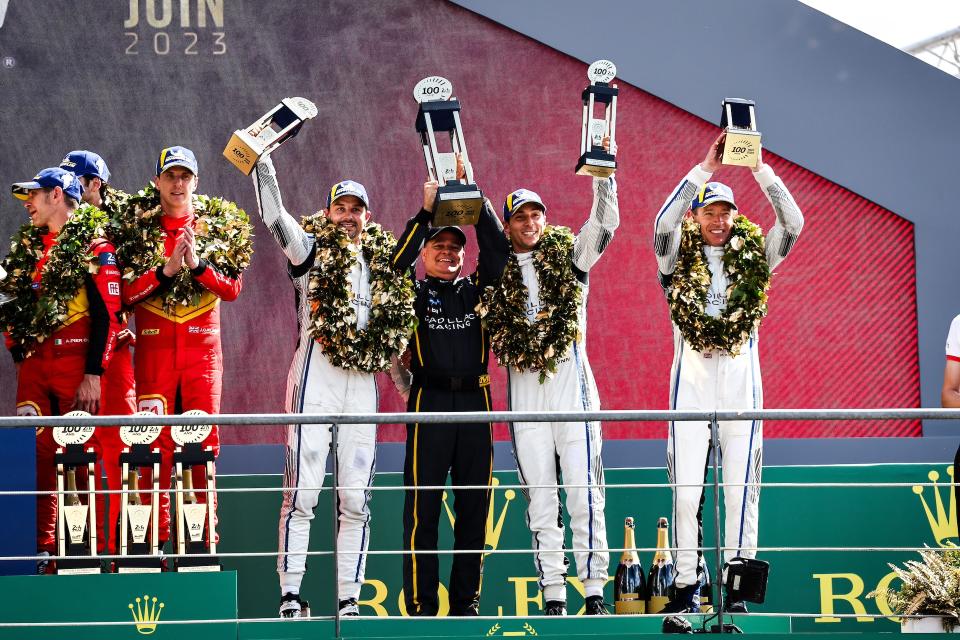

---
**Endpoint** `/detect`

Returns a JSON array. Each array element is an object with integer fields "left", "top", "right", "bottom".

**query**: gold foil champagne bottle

[
  {"left": 647, "top": 517, "right": 675, "bottom": 613},
  {"left": 614, "top": 517, "right": 647, "bottom": 614}
]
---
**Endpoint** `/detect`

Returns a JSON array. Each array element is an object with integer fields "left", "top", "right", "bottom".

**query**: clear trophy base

[
  {"left": 433, "top": 183, "right": 483, "bottom": 226},
  {"left": 56, "top": 557, "right": 102, "bottom": 575},
  {"left": 576, "top": 151, "right": 617, "bottom": 178},
  {"left": 115, "top": 556, "right": 165, "bottom": 574},
  {"left": 721, "top": 129, "right": 762, "bottom": 167},
  {"left": 175, "top": 555, "right": 221, "bottom": 573}
]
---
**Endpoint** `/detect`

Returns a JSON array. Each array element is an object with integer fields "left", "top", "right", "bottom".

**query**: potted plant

[{"left": 870, "top": 547, "right": 960, "bottom": 633}]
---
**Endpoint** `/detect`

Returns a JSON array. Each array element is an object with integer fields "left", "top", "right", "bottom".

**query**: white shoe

[{"left": 339, "top": 598, "right": 359, "bottom": 616}]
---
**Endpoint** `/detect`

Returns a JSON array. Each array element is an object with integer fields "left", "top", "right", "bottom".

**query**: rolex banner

[
  {"left": 213, "top": 463, "right": 952, "bottom": 632},
  {"left": 0, "top": 572, "right": 236, "bottom": 639}
]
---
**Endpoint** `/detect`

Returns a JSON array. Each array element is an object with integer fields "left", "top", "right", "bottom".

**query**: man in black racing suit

[{"left": 390, "top": 177, "right": 509, "bottom": 616}]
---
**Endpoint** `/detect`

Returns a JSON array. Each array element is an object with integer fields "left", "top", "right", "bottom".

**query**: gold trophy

[
  {"left": 719, "top": 98, "right": 761, "bottom": 167},
  {"left": 413, "top": 76, "right": 484, "bottom": 226},
  {"left": 172, "top": 410, "right": 219, "bottom": 572},
  {"left": 53, "top": 411, "right": 100, "bottom": 574},
  {"left": 116, "top": 412, "right": 164, "bottom": 573},
  {"left": 223, "top": 97, "right": 318, "bottom": 175},
  {"left": 576, "top": 60, "right": 618, "bottom": 177}
]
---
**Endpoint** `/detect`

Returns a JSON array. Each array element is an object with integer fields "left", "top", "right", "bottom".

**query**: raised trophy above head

[
  {"left": 223, "top": 97, "right": 319, "bottom": 175},
  {"left": 413, "top": 76, "right": 484, "bottom": 226},
  {"left": 576, "top": 60, "right": 618, "bottom": 178},
  {"left": 719, "top": 98, "right": 761, "bottom": 167}
]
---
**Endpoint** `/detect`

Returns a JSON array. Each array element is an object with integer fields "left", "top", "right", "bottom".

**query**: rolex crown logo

[
  {"left": 913, "top": 465, "right": 957, "bottom": 547},
  {"left": 442, "top": 477, "right": 515, "bottom": 556},
  {"left": 129, "top": 594, "right": 165, "bottom": 635}
]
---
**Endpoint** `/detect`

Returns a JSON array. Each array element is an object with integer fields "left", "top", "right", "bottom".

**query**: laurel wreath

[
  {"left": 478, "top": 225, "right": 581, "bottom": 383},
  {"left": 666, "top": 216, "right": 771, "bottom": 355},
  {"left": 0, "top": 205, "right": 110, "bottom": 357},
  {"left": 301, "top": 213, "right": 416, "bottom": 372},
  {"left": 110, "top": 183, "right": 253, "bottom": 314}
]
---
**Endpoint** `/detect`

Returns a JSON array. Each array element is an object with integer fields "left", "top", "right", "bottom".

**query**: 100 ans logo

[{"left": 124, "top": 0, "right": 225, "bottom": 56}]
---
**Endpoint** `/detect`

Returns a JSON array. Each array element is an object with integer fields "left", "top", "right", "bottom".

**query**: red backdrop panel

[{"left": 214, "top": 2, "right": 919, "bottom": 442}]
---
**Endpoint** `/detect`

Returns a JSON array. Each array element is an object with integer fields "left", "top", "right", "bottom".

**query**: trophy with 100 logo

[
  {"left": 223, "top": 97, "right": 319, "bottom": 175},
  {"left": 116, "top": 412, "right": 164, "bottom": 573},
  {"left": 53, "top": 411, "right": 100, "bottom": 574},
  {"left": 719, "top": 98, "right": 761, "bottom": 167},
  {"left": 413, "top": 76, "right": 484, "bottom": 226},
  {"left": 173, "top": 410, "right": 219, "bottom": 572},
  {"left": 576, "top": 60, "right": 618, "bottom": 177}
]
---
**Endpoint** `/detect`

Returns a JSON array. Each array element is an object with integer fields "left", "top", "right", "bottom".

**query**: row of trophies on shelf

[
  {"left": 614, "top": 517, "right": 712, "bottom": 615},
  {"left": 48, "top": 410, "right": 217, "bottom": 575}
]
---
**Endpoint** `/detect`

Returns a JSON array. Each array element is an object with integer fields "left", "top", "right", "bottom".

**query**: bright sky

[{"left": 799, "top": 0, "right": 960, "bottom": 48}]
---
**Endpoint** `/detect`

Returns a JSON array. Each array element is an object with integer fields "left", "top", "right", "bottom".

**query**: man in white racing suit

[
  {"left": 491, "top": 144, "right": 619, "bottom": 615},
  {"left": 653, "top": 133, "right": 803, "bottom": 632},
  {"left": 253, "top": 156, "right": 378, "bottom": 618}
]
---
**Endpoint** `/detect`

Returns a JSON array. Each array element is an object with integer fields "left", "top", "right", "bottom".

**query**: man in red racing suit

[
  {"left": 122, "top": 146, "right": 241, "bottom": 546},
  {"left": 6, "top": 167, "right": 122, "bottom": 566}
]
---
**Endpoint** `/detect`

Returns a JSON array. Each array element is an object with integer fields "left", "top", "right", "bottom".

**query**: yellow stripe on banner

[
  {"left": 476, "top": 393, "right": 493, "bottom": 601},
  {"left": 393, "top": 223, "right": 419, "bottom": 265},
  {"left": 410, "top": 388, "right": 423, "bottom": 613}
]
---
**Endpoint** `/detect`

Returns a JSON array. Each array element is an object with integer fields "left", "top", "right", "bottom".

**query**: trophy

[
  {"left": 413, "top": 76, "right": 484, "bottom": 226},
  {"left": 172, "top": 410, "right": 219, "bottom": 572},
  {"left": 53, "top": 411, "right": 100, "bottom": 574},
  {"left": 223, "top": 97, "right": 319, "bottom": 175},
  {"left": 719, "top": 98, "right": 761, "bottom": 167},
  {"left": 116, "top": 412, "right": 164, "bottom": 573},
  {"left": 576, "top": 60, "right": 618, "bottom": 177}
]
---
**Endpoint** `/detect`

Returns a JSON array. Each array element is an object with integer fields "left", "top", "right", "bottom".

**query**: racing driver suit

[
  {"left": 10, "top": 225, "right": 122, "bottom": 557},
  {"left": 653, "top": 163, "right": 803, "bottom": 590},
  {"left": 123, "top": 209, "right": 241, "bottom": 545},
  {"left": 505, "top": 176, "right": 619, "bottom": 605},
  {"left": 253, "top": 156, "right": 378, "bottom": 606},
  {"left": 390, "top": 201, "right": 509, "bottom": 616}
]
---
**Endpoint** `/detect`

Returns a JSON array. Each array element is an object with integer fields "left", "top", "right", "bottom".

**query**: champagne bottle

[
  {"left": 614, "top": 517, "right": 647, "bottom": 614},
  {"left": 699, "top": 556, "right": 713, "bottom": 613},
  {"left": 647, "top": 517, "right": 675, "bottom": 614}
]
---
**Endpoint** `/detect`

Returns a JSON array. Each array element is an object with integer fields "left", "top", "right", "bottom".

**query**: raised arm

[
  {"left": 653, "top": 165, "right": 712, "bottom": 279},
  {"left": 391, "top": 182, "right": 435, "bottom": 272},
  {"left": 475, "top": 198, "right": 509, "bottom": 288},
  {"left": 572, "top": 176, "right": 620, "bottom": 273},
  {"left": 252, "top": 155, "right": 314, "bottom": 270},
  {"left": 754, "top": 163, "right": 804, "bottom": 270}
]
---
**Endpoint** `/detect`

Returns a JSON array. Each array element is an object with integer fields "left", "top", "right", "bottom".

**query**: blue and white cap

[
  {"left": 12, "top": 167, "right": 84, "bottom": 202},
  {"left": 156, "top": 145, "right": 199, "bottom": 176},
  {"left": 691, "top": 182, "right": 737, "bottom": 211},
  {"left": 60, "top": 150, "right": 111, "bottom": 183},
  {"left": 326, "top": 180, "right": 370, "bottom": 209},
  {"left": 503, "top": 188, "right": 546, "bottom": 220}
]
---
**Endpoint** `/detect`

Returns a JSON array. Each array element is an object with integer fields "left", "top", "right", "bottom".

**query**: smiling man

[
  {"left": 389, "top": 178, "right": 509, "bottom": 616},
  {"left": 252, "top": 155, "right": 411, "bottom": 619},
  {"left": 481, "top": 137, "right": 619, "bottom": 616},
  {"left": 653, "top": 133, "right": 804, "bottom": 632}
]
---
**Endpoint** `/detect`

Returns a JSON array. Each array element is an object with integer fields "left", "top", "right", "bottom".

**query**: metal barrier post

[
  {"left": 710, "top": 412, "right": 726, "bottom": 633},
  {"left": 332, "top": 422, "right": 340, "bottom": 638}
]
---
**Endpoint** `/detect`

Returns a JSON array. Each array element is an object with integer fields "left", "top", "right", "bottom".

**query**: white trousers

[{"left": 277, "top": 341, "right": 378, "bottom": 601}]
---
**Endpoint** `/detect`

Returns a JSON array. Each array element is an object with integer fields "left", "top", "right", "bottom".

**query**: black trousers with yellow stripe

[{"left": 402, "top": 384, "right": 493, "bottom": 616}]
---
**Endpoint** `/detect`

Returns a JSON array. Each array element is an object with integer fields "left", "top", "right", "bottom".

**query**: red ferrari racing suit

[{"left": 122, "top": 212, "right": 241, "bottom": 544}]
